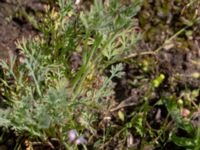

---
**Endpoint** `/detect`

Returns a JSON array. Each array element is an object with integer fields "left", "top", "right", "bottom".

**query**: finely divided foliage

[{"left": 0, "top": 0, "right": 142, "bottom": 149}]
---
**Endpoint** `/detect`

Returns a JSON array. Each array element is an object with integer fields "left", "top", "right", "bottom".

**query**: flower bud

[{"left": 177, "top": 99, "right": 183, "bottom": 107}]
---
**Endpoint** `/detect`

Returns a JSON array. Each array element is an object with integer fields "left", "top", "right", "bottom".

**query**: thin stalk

[
  {"left": 72, "top": 34, "right": 102, "bottom": 101},
  {"left": 26, "top": 61, "right": 42, "bottom": 96}
]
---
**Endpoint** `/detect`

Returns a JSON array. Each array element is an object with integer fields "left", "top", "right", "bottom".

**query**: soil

[{"left": 0, "top": 0, "right": 43, "bottom": 60}]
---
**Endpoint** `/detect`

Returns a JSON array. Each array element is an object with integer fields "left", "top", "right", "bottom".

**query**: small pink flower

[
  {"left": 68, "top": 129, "right": 77, "bottom": 142},
  {"left": 181, "top": 108, "right": 190, "bottom": 117},
  {"left": 75, "top": 0, "right": 81, "bottom": 5},
  {"left": 75, "top": 136, "right": 87, "bottom": 145}
]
